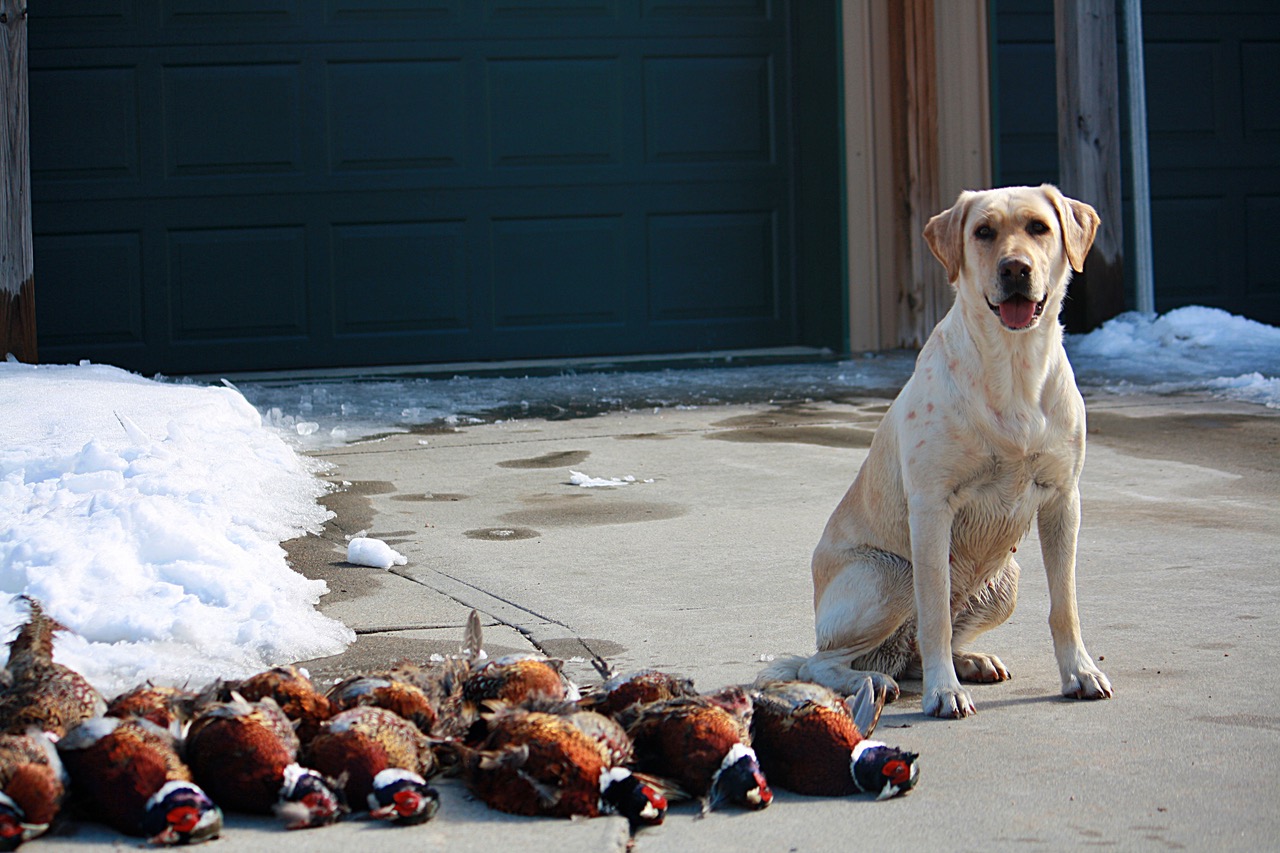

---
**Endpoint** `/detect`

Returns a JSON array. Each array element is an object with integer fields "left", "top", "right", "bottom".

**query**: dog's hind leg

[
  {"left": 949, "top": 557, "right": 1020, "bottom": 683},
  {"left": 802, "top": 548, "right": 914, "bottom": 699}
]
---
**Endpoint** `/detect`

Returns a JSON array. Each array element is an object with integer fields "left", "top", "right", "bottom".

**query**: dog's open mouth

[{"left": 988, "top": 294, "right": 1046, "bottom": 331}]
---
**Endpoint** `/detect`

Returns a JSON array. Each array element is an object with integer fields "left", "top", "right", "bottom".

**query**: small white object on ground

[
  {"left": 569, "top": 470, "right": 653, "bottom": 488},
  {"left": 347, "top": 537, "right": 407, "bottom": 569}
]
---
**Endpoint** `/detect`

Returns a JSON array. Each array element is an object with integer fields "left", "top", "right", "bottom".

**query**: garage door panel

[
  {"left": 29, "top": 66, "right": 140, "bottom": 181},
  {"left": 643, "top": 54, "right": 774, "bottom": 164},
  {"left": 490, "top": 216, "right": 628, "bottom": 328},
  {"left": 326, "top": 59, "right": 467, "bottom": 173},
  {"left": 1241, "top": 41, "right": 1280, "bottom": 138},
  {"left": 331, "top": 220, "right": 469, "bottom": 335},
  {"left": 35, "top": 232, "right": 145, "bottom": 347},
  {"left": 161, "top": 1, "right": 302, "bottom": 27},
  {"left": 487, "top": 57, "right": 623, "bottom": 168},
  {"left": 326, "top": 2, "right": 460, "bottom": 24},
  {"left": 486, "top": 0, "right": 618, "bottom": 19},
  {"left": 643, "top": 1, "right": 771, "bottom": 20},
  {"left": 1245, "top": 195, "right": 1280, "bottom": 300},
  {"left": 647, "top": 210, "right": 777, "bottom": 321},
  {"left": 162, "top": 63, "right": 304, "bottom": 177},
  {"left": 168, "top": 226, "right": 309, "bottom": 341}
]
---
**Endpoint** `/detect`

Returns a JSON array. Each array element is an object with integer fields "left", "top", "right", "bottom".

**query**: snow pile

[
  {"left": 346, "top": 537, "right": 407, "bottom": 569},
  {"left": 1066, "top": 307, "right": 1280, "bottom": 407},
  {"left": 0, "top": 362, "right": 354, "bottom": 695}
]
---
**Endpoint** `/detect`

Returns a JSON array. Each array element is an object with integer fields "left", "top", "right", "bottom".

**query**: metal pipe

[{"left": 1122, "top": 0, "right": 1156, "bottom": 315}]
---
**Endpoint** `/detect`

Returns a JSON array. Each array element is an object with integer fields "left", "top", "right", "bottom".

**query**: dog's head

[{"left": 923, "top": 185, "right": 1099, "bottom": 333}]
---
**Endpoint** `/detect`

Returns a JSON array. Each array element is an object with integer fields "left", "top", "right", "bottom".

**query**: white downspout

[{"left": 1122, "top": 0, "right": 1156, "bottom": 315}]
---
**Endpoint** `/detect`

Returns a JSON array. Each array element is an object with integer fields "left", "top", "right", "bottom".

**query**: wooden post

[
  {"left": 1, "top": 0, "right": 35, "bottom": 363},
  {"left": 888, "top": 0, "right": 946, "bottom": 347},
  {"left": 1055, "top": 0, "right": 1126, "bottom": 332}
]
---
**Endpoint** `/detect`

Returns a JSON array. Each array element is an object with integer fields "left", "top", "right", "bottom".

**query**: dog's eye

[
  {"left": 974, "top": 225, "right": 995, "bottom": 241},
  {"left": 1027, "top": 220, "right": 1050, "bottom": 236}
]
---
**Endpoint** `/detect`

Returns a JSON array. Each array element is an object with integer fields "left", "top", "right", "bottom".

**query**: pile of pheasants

[{"left": 0, "top": 598, "right": 919, "bottom": 847}]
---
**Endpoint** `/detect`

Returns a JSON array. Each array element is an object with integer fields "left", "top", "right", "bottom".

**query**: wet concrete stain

[
  {"left": 500, "top": 492, "right": 685, "bottom": 527},
  {"left": 710, "top": 402, "right": 878, "bottom": 430},
  {"left": 706, "top": 402, "right": 881, "bottom": 448},
  {"left": 284, "top": 479, "right": 410, "bottom": 592},
  {"left": 708, "top": 425, "right": 874, "bottom": 449},
  {"left": 615, "top": 433, "right": 674, "bottom": 441},
  {"left": 1087, "top": 411, "right": 1280, "bottom": 489},
  {"left": 540, "top": 637, "right": 625, "bottom": 662},
  {"left": 390, "top": 492, "right": 471, "bottom": 502},
  {"left": 464, "top": 527, "right": 542, "bottom": 541},
  {"left": 497, "top": 449, "right": 591, "bottom": 469}
]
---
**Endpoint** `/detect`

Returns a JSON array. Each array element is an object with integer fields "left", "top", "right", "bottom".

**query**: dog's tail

[{"left": 753, "top": 654, "right": 807, "bottom": 687}]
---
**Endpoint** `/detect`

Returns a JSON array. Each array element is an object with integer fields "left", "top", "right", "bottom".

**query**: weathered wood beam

[
  {"left": 1, "top": 0, "right": 35, "bottom": 362},
  {"left": 1055, "top": 0, "right": 1126, "bottom": 332},
  {"left": 888, "top": 0, "right": 946, "bottom": 347}
]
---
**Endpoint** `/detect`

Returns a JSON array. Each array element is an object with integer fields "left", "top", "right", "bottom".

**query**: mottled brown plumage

[
  {"left": 464, "top": 654, "right": 576, "bottom": 708},
  {"left": 751, "top": 679, "right": 918, "bottom": 799},
  {"left": 327, "top": 674, "right": 436, "bottom": 734},
  {"left": 185, "top": 694, "right": 298, "bottom": 813},
  {"left": 305, "top": 706, "right": 436, "bottom": 808},
  {"left": 0, "top": 599, "right": 105, "bottom": 739},
  {"left": 578, "top": 668, "right": 698, "bottom": 719},
  {"left": 226, "top": 666, "right": 333, "bottom": 743},
  {"left": 0, "top": 731, "right": 64, "bottom": 849},
  {"left": 622, "top": 689, "right": 772, "bottom": 812},
  {"left": 184, "top": 693, "right": 343, "bottom": 827},
  {"left": 455, "top": 706, "right": 665, "bottom": 829},
  {"left": 57, "top": 716, "right": 222, "bottom": 844},
  {"left": 107, "top": 684, "right": 196, "bottom": 737}
]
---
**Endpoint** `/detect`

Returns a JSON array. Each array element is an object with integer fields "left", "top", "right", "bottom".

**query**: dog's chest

[{"left": 948, "top": 452, "right": 1053, "bottom": 565}]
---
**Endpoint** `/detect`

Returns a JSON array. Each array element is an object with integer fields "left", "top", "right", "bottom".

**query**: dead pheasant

[
  {"left": 0, "top": 598, "right": 105, "bottom": 739},
  {"left": 454, "top": 704, "right": 665, "bottom": 830},
  {"left": 184, "top": 693, "right": 344, "bottom": 829},
  {"left": 0, "top": 731, "right": 65, "bottom": 849},
  {"left": 57, "top": 716, "right": 222, "bottom": 845},
  {"left": 326, "top": 674, "right": 437, "bottom": 735},
  {"left": 578, "top": 664, "right": 699, "bottom": 720},
  {"left": 305, "top": 705, "right": 439, "bottom": 824},
  {"left": 106, "top": 684, "right": 196, "bottom": 738},
  {"left": 620, "top": 686, "right": 772, "bottom": 813},
  {"left": 751, "top": 678, "right": 918, "bottom": 799},
  {"left": 207, "top": 666, "right": 333, "bottom": 743}
]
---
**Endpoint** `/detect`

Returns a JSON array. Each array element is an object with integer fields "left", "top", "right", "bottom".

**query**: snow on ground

[
  {"left": 1066, "top": 307, "right": 1280, "bottom": 405},
  {"left": 0, "top": 362, "right": 354, "bottom": 696},
  {"left": 0, "top": 305, "right": 1275, "bottom": 696}
]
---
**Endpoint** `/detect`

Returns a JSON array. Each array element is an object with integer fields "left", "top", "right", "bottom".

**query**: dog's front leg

[
  {"left": 1039, "top": 486, "right": 1113, "bottom": 700},
  {"left": 908, "top": 495, "right": 975, "bottom": 718}
]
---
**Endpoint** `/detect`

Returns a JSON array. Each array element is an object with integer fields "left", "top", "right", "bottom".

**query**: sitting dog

[{"left": 761, "top": 185, "right": 1113, "bottom": 718}]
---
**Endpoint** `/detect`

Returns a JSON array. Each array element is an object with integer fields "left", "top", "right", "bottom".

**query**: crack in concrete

[{"left": 387, "top": 566, "right": 580, "bottom": 659}]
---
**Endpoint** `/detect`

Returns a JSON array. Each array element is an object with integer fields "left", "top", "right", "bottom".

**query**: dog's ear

[
  {"left": 1042, "top": 184, "right": 1100, "bottom": 273},
  {"left": 923, "top": 194, "right": 971, "bottom": 284}
]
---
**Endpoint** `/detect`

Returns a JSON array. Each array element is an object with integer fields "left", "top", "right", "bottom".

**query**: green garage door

[
  {"left": 28, "top": 1, "right": 841, "bottom": 375},
  {"left": 994, "top": 0, "right": 1280, "bottom": 327}
]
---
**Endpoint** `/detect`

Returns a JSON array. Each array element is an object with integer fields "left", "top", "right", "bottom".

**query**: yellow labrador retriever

[{"left": 761, "top": 184, "right": 1113, "bottom": 718}]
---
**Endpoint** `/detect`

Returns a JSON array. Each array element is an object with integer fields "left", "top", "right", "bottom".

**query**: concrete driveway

[{"left": 38, "top": 391, "right": 1280, "bottom": 851}]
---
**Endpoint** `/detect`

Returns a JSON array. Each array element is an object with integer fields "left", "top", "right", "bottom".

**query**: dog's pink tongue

[{"left": 999, "top": 295, "right": 1037, "bottom": 329}]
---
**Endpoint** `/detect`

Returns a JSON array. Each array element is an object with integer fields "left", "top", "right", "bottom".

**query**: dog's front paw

[
  {"left": 1063, "top": 665, "right": 1112, "bottom": 700},
  {"left": 923, "top": 683, "right": 976, "bottom": 718}
]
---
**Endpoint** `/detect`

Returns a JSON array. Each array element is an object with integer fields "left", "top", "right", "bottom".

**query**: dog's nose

[{"left": 998, "top": 256, "right": 1032, "bottom": 283}]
